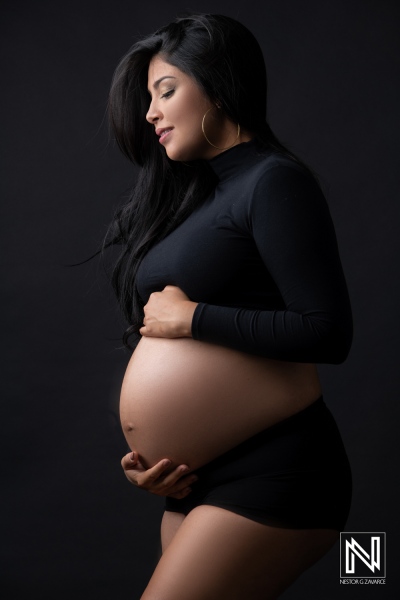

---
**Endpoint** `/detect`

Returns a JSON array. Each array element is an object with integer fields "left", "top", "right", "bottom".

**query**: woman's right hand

[{"left": 121, "top": 451, "right": 198, "bottom": 499}]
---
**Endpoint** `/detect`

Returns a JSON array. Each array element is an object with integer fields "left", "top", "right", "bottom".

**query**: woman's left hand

[
  {"left": 121, "top": 451, "right": 198, "bottom": 499},
  {"left": 139, "top": 285, "right": 198, "bottom": 338}
]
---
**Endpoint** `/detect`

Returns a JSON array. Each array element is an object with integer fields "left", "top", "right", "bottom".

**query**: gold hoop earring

[{"left": 201, "top": 107, "right": 240, "bottom": 151}]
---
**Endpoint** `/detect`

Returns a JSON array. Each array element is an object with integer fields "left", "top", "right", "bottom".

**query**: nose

[{"left": 146, "top": 98, "right": 162, "bottom": 124}]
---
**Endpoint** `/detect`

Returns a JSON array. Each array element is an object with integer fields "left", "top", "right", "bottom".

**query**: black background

[{"left": 1, "top": 0, "right": 399, "bottom": 598}]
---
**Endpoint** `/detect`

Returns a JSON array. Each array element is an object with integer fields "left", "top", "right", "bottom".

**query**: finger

[
  {"left": 134, "top": 459, "right": 172, "bottom": 487},
  {"left": 147, "top": 467, "right": 198, "bottom": 495},
  {"left": 135, "top": 463, "right": 195, "bottom": 492},
  {"left": 127, "top": 471, "right": 198, "bottom": 495},
  {"left": 160, "top": 465, "right": 194, "bottom": 488},
  {"left": 168, "top": 487, "right": 194, "bottom": 499},
  {"left": 163, "top": 474, "right": 199, "bottom": 495},
  {"left": 140, "top": 323, "right": 156, "bottom": 336},
  {"left": 121, "top": 451, "right": 138, "bottom": 470},
  {"left": 124, "top": 469, "right": 139, "bottom": 485},
  {"left": 140, "top": 315, "right": 146, "bottom": 335},
  {"left": 139, "top": 325, "right": 168, "bottom": 338}
]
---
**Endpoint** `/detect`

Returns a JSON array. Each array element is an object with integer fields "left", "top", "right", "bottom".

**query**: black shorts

[{"left": 165, "top": 396, "right": 352, "bottom": 531}]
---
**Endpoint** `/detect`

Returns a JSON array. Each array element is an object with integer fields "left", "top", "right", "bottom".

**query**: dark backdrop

[{"left": 1, "top": 0, "right": 399, "bottom": 598}]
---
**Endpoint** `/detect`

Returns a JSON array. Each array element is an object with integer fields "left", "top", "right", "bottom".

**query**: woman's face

[{"left": 146, "top": 55, "right": 225, "bottom": 161}]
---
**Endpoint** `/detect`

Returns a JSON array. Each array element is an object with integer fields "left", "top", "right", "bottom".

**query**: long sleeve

[{"left": 191, "top": 165, "right": 353, "bottom": 363}]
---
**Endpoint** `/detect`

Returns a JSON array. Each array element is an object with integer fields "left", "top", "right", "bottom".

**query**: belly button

[{"left": 125, "top": 422, "right": 135, "bottom": 432}]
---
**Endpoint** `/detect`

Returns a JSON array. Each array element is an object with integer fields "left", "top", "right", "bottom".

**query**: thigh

[
  {"left": 142, "top": 505, "right": 339, "bottom": 600},
  {"left": 161, "top": 510, "right": 186, "bottom": 552}
]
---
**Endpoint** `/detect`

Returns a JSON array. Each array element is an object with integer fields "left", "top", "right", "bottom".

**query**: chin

[
  {"left": 165, "top": 147, "right": 190, "bottom": 162},
  {"left": 164, "top": 141, "right": 205, "bottom": 163}
]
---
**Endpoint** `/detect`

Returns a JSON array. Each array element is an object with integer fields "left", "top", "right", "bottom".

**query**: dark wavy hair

[{"left": 107, "top": 13, "right": 303, "bottom": 347}]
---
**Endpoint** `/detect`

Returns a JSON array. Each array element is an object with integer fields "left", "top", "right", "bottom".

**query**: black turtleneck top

[{"left": 136, "top": 140, "right": 353, "bottom": 363}]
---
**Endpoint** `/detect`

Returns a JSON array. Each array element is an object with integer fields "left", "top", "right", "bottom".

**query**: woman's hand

[
  {"left": 139, "top": 285, "right": 198, "bottom": 338},
  {"left": 121, "top": 451, "right": 199, "bottom": 499}
]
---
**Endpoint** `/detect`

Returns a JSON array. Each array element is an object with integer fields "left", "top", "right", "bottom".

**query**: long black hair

[{"left": 107, "top": 13, "right": 303, "bottom": 346}]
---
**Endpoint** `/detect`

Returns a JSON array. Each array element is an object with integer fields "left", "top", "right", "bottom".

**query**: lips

[{"left": 156, "top": 127, "right": 174, "bottom": 143}]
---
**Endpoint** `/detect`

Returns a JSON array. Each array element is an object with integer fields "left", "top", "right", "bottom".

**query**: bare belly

[{"left": 120, "top": 336, "right": 322, "bottom": 471}]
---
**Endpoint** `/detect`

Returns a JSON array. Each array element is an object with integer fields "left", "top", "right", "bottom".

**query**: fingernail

[
  {"left": 180, "top": 466, "right": 190, "bottom": 473},
  {"left": 163, "top": 460, "right": 171, "bottom": 467},
  {"left": 189, "top": 475, "right": 198, "bottom": 483}
]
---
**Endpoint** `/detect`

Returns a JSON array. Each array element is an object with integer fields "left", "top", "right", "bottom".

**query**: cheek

[
  {"left": 183, "top": 118, "right": 208, "bottom": 148},
  {"left": 177, "top": 102, "right": 204, "bottom": 128},
  {"left": 178, "top": 89, "right": 211, "bottom": 129},
  {"left": 166, "top": 95, "right": 212, "bottom": 160},
  {"left": 171, "top": 112, "right": 206, "bottom": 153}
]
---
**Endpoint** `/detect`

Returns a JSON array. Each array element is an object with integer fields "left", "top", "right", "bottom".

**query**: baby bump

[{"left": 119, "top": 336, "right": 322, "bottom": 471}]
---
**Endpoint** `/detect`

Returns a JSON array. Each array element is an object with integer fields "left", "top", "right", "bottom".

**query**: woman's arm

[
  {"left": 139, "top": 167, "right": 352, "bottom": 363},
  {"left": 192, "top": 166, "right": 353, "bottom": 364}
]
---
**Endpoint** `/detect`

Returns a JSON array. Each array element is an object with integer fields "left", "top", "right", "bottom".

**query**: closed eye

[{"left": 161, "top": 89, "right": 175, "bottom": 99}]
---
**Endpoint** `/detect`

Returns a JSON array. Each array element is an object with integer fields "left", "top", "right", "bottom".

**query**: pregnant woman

[{"left": 109, "top": 14, "right": 353, "bottom": 599}]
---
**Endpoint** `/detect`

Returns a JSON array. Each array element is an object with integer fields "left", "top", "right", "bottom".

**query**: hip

[{"left": 165, "top": 396, "right": 352, "bottom": 530}]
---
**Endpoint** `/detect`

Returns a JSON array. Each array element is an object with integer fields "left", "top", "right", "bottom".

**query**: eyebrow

[{"left": 148, "top": 75, "right": 177, "bottom": 93}]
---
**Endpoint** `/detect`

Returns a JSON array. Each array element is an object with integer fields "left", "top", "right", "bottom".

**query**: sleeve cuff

[{"left": 191, "top": 302, "right": 206, "bottom": 340}]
